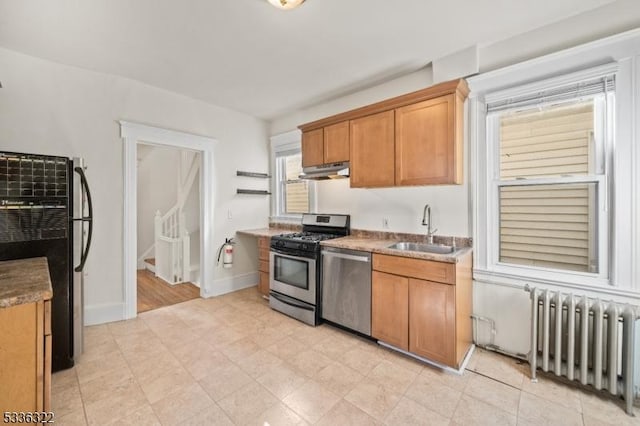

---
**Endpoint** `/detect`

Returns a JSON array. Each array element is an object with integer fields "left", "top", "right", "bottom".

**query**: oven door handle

[
  {"left": 270, "top": 248, "right": 315, "bottom": 261},
  {"left": 270, "top": 292, "right": 315, "bottom": 311}
]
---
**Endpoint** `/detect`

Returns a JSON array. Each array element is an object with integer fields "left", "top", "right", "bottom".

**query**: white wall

[
  {"left": 136, "top": 145, "right": 180, "bottom": 261},
  {"left": 0, "top": 47, "right": 270, "bottom": 324}
]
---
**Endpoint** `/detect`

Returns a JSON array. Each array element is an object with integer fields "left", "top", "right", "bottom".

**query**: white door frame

[{"left": 120, "top": 121, "right": 216, "bottom": 319}]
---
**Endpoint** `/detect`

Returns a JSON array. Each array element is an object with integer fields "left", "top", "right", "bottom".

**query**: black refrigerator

[{"left": 0, "top": 151, "right": 93, "bottom": 372}]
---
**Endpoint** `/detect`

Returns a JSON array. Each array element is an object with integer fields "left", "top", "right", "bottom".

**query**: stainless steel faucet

[{"left": 421, "top": 204, "right": 437, "bottom": 244}]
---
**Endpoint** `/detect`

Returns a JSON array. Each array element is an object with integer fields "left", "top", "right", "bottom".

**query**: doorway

[
  {"left": 136, "top": 144, "right": 201, "bottom": 313},
  {"left": 120, "top": 121, "right": 216, "bottom": 319}
]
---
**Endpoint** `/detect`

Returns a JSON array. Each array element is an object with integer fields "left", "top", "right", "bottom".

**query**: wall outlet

[{"left": 382, "top": 218, "right": 389, "bottom": 229}]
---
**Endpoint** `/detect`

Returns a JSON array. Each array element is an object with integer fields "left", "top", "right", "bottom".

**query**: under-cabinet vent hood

[{"left": 299, "top": 162, "right": 349, "bottom": 180}]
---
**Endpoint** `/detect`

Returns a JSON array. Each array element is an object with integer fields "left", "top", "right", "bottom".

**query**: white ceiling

[{"left": 0, "top": 0, "right": 614, "bottom": 120}]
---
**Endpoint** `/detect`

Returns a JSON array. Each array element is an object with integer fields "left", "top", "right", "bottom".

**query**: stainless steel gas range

[{"left": 269, "top": 213, "right": 350, "bottom": 325}]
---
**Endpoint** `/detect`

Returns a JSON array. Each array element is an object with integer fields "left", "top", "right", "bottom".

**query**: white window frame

[
  {"left": 269, "top": 130, "right": 316, "bottom": 222},
  {"left": 470, "top": 56, "right": 638, "bottom": 295}
]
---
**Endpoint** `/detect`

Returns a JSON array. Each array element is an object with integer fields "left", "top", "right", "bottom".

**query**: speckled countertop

[
  {"left": 0, "top": 257, "right": 53, "bottom": 308},
  {"left": 321, "top": 235, "right": 472, "bottom": 264}
]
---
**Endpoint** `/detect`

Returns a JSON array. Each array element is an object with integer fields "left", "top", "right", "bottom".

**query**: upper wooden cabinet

[
  {"left": 301, "top": 128, "right": 324, "bottom": 167},
  {"left": 350, "top": 110, "right": 395, "bottom": 188},
  {"left": 396, "top": 93, "right": 463, "bottom": 185},
  {"left": 299, "top": 79, "right": 469, "bottom": 187},
  {"left": 301, "top": 121, "right": 350, "bottom": 168}
]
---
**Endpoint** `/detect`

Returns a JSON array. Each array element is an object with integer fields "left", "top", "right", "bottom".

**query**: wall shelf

[
  {"left": 237, "top": 171, "right": 270, "bottom": 178},
  {"left": 236, "top": 189, "right": 271, "bottom": 195}
]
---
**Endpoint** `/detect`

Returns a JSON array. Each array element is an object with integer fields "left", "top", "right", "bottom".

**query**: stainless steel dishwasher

[{"left": 321, "top": 247, "right": 372, "bottom": 336}]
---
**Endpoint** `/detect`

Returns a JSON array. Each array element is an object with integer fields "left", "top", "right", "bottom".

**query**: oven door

[{"left": 270, "top": 249, "right": 316, "bottom": 305}]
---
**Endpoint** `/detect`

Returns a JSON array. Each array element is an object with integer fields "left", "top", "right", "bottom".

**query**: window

[
  {"left": 275, "top": 150, "right": 310, "bottom": 215},
  {"left": 270, "top": 131, "right": 314, "bottom": 220},
  {"left": 480, "top": 68, "right": 616, "bottom": 285}
]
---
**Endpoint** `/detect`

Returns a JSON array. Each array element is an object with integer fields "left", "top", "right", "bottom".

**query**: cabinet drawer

[
  {"left": 259, "top": 248, "right": 270, "bottom": 261},
  {"left": 373, "top": 254, "right": 455, "bottom": 285},
  {"left": 258, "top": 237, "right": 270, "bottom": 250},
  {"left": 259, "top": 260, "right": 270, "bottom": 273}
]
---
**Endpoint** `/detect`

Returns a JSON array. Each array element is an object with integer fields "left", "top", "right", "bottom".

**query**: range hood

[{"left": 299, "top": 162, "right": 349, "bottom": 180}]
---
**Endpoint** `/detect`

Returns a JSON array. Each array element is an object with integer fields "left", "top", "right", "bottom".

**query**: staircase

[{"left": 141, "top": 151, "right": 200, "bottom": 285}]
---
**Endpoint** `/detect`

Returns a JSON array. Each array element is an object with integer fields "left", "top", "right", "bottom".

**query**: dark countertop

[
  {"left": 321, "top": 236, "right": 472, "bottom": 264},
  {"left": 0, "top": 257, "right": 53, "bottom": 308}
]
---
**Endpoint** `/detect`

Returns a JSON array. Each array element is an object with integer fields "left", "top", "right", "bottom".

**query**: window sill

[{"left": 473, "top": 268, "right": 640, "bottom": 303}]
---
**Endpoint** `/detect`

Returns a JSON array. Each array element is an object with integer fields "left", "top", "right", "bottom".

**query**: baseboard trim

[
  {"left": 204, "top": 271, "right": 258, "bottom": 297},
  {"left": 85, "top": 302, "right": 125, "bottom": 326}
]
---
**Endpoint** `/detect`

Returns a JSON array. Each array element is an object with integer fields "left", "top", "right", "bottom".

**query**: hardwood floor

[{"left": 137, "top": 269, "right": 200, "bottom": 313}]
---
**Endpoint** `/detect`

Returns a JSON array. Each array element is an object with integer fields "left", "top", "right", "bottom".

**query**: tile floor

[{"left": 52, "top": 287, "right": 639, "bottom": 425}]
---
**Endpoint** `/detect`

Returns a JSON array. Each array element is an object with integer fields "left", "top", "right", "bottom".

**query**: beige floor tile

[
  {"left": 256, "top": 363, "right": 308, "bottom": 399},
  {"left": 518, "top": 392, "right": 583, "bottom": 426},
  {"left": 106, "top": 404, "right": 160, "bottom": 426},
  {"left": 219, "top": 335, "right": 262, "bottom": 361},
  {"left": 52, "top": 367, "right": 79, "bottom": 392},
  {"left": 107, "top": 317, "right": 151, "bottom": 337},
  {"left": 580, "top": 391, "right": 640, "bottom": 426},
  {"left": 128, "top": 350, "right": 182, "bottom": 384},
  {"left": 265, "top": 336, "right": 309, "bottom": 360},
  {"left": 178, "top": 404, "right": 235, "bottom": 426},
  {"left": 385, "top": 396, "right": 450, "bottom": 426},
  {"left": 420, "top": 364, "right": 473, "bottom": 391},
  {"left": 155, "top": 324, "right": 200, "bottom": 350},
  {"left": 342, "top": 345, "right": 384, "bottom": 375},
  {"left": 236, "top": 348, "right": 284, "bottom": 378},
  {"left": 379, "top": 346, "right": 425, "bottom": 374},
  {"left": 207, "top": 325, "right": 247, "bottom": 347},
  {"left": 198, "top": 362, "right": 253, "bottom": 401},
  {"left": 56, "top": 409, "right": 88, "bottom": 426},
  {"left": 404, "top": 372, "right": 462, "bottom": 418},
  {"left": 316, "top": 399, "right": 380, "bottom": 426},
  {"left": 311, "top": 331, "right": 358, "bottom": 360},
  {"left": 469, "top": 350, "right": 525, "bottom": 389},
  {"left": 82, "top": 377, "right": 147, "bottom": 425},
  {"left": 74, "top": 351, "right": 131, "bottom": 385},
  {"left": 314, "top": 362, "right": 365, "bottom": 397},
  {"left": 79, "top": 374, "right": 138, "bottom": 407},
  {"left": 250, "top": 326, "right": 289, "bottom": 348},
  {"left": 367, "top": 359, "right": 418, "bottom": 394},
  {"left": 249, "top": 402, "right": 306, "bottom": 426},
  {"left": 464, "top": 373, "right": 521, "bottom": 415},
  {"left": 452, "top": 394, "right": 517, "bottom": 426},
  {"left": 51, "top": 384, "right": 84, "bottom": 418},
  {"left": 137, "top": 366, "right": 196, "bottom": 404},
  {"left": 171, "top": 340, "right": 229, "bottom": 380},
  {"left": 151, "top": 382, "right": 214, "bottom": 426},
  {"left": 344, "top": 378, "right": 402, "bottom": 421},
  {"left": 521, "top": 374, "right": 583, "bottom": 413},
  {"left": 78, "top": 337, "right": 121, "bottom": 364},
  {"left": 288, "top": 349, "right": 334, "bottom": 378},
  {"left": 218, "top": 381, "right": 279, "bottom": 424},
  {"left": 291, "top": 324, "right": 334, "bottom": 346},
  {"left": 283, "top": 380, "right": 341, "bottom": 424}
]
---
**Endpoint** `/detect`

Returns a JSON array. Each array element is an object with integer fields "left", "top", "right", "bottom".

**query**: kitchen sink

[{"left": 387, "top": 241, "right": 455, "bottom": 254}]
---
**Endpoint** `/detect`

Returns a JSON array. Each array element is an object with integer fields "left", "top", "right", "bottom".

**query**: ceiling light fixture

[{"left": 267, "top": 0, "right": 306, "bottom": 10}]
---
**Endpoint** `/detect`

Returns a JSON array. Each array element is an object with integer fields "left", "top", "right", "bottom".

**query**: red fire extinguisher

[{"left": 217, "top": 238, "right": 234, "bottom": 268}]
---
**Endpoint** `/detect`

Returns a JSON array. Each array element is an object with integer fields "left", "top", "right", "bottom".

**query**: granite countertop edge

[
  {"left": 0, "top": 257, "right": 53, "bottom": 309},
  {"left": 320, "top": 236, "right": 472, "bottom": 263},
  {"left": 236, "top": 227, "right": 296, "bottom": 238}
]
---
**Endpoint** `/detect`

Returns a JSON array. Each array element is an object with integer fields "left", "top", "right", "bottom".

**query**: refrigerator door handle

[{"left": 73, "top": 166, "right": 93, "bottom": 272}]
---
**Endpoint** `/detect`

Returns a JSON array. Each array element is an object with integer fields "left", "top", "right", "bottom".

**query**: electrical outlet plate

[{"left": 382, "top": 218, "right": 389, "bottom": 229}]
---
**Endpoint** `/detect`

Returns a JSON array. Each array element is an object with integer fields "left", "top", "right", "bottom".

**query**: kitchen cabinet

[
  {"left": 299, "top": 79, "right": 468, "bottom": 188},
  {"left": 258, "top": 236, "right": 271, "bottom": 296},
  {"left": 396, "top": 93, "right": 464, "bottom": 185},
  {"left": 371, "top": 251, "right": 472, "bottom": 368},
  {"left": 371, "top": 271, "right": 408, "bottom": 350},
  {"left": 301, "top": 121, "right": 350, "bottom": 167},
  {"left": 350, "top": 110, "right": 395, "bottom": 188},
  {"left": 301, "top": 128, "right": 324, "bottom": 167},
  {"left": 0, "top": 299, "right": 51, "bottom": 412}
]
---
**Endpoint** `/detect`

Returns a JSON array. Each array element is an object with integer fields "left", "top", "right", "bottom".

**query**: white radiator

[{"left": 526, "top": 285, "right": 639, "bottom": 415}]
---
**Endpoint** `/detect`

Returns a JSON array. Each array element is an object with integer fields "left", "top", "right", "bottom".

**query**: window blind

[{"left": 487, "top": 75, "right": 615, "bottom": 113}]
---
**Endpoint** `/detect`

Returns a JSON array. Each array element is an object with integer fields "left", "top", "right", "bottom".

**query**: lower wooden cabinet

[
  {"left": 0, "top": 299, "right": 51, "bottom": 412},
  {"left": 371, "top": 271, "right": 408, "bottom": 350},
  {"left": 257, "top": 237, "right": 271, "bottom": 296},
  {"left": 372, "top": 252, "right": 472, "bottom": 368}
]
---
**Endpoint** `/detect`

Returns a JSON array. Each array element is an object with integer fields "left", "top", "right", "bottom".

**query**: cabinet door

[
  {"left": 409, "top": 278, "right": 455, "bottom": 366},
  {"left": 302, "top": 129, "right": 324, "bottom": 167},
  {"left": 259, "top": 271, "right": 270, "bottom": 296},
  {"left": 324, "top": 121, "right": 350, "bottom": 163},
  {"left": 395, "top": 94, "right": 460, "bottom": 185},
  {"left": 372, "top": 271, "right": 408, "bottom": 350},
  {"left": 350, "top": 110, "right": 395, "bottom": 187}
]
